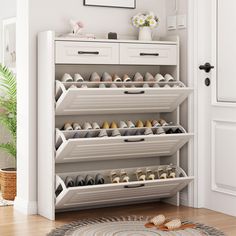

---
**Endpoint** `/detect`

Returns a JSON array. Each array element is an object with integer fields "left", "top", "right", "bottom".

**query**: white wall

[
  {"left": 0, "top": 0, "right": 16, "bottom": 169},
  {"left": 16, "top": 0, "right": 167, "bottom": 214}
]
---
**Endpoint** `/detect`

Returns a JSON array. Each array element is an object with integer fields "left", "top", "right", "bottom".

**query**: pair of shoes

[
  {"left": 64, "top": 174, "right": 105, "bottom": 188},
  {"left": 63, "top": 122, "right": 81, "bottom": 131},
  {"left": 110, "top": 170, "right": 130, "bottom": 183},
  {"left": 157, "top": 165, "right": 176, "bottom": 179},
  {"left": 166, "top": 128, "right": 183, "bottom": 134},
  {"left": 136, "top": 168, "right": 155, "bottom": 181},
  {"left": 62, "top": 73, "right": 84, "bottom": 82}
]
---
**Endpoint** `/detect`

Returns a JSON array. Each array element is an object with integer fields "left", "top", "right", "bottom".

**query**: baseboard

[{"left": 14, "top": 197, "right": 38, "bottom": 215}]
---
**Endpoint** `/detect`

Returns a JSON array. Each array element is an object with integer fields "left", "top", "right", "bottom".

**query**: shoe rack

[{"left": 38, "top": 31, "right": 194, "bottom": 220}]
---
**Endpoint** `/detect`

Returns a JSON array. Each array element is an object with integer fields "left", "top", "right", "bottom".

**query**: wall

[
  {"left": 16, "top": 0, "right": 167, "bottom": 214},
  {"left": 0, "top": 0, "right": 16, "bottom": 169}
]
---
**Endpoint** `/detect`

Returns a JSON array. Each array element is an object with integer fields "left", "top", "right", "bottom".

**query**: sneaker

[
  {"left": 159, "top": 119, "right": 169, "bottom": 126},
  {"left": 82, "top": 122, "right": 92, "bottom": 130},
  {"left": 73, "top": 132, "right": 81, "bottom": 139},
  {"left": 69, "top": 85, "right": 77, "bottom": 89},
  {"left": 95, "top": 174, "right": 105, "bottom": 185},
  {"left": 110, "top": 121, "right": 118, "bottom": 129},
  {"left": 99, "top": 83, "right": 106, "bottom": 88},
  {"left": 119, "top": 121, "right": 128, "bottom": 129},
  {"left": 143, "top": 83, "right": 150, "bottom": 88},
  {"left": 85, "top": 132, "right": 93, "bottom": 138},
  {"left": 152, "top": 120, "right": 161, "bottom": 128},
  {"left": 133, "top": 72, "right": 144, "bottom": 83},
  {"left": 62, "top": 73, "right": 73, "bottom": 82},
  {"left": 123, "top": 74, "right": 132, "bottom": 83},
  {"left": 127, "top": 120, "right": 135, "bottom": 128},
  {"left": 80, "top": 84, "right": 88, "bottom": 89},
  {"left": 144, "top": 72, "right": 155, "bottom": 83},
  {"left": 102, "top": 121, "right": 110, "bottom": 129},
  {"left": 111, "top": 129, "right": 121, "bottom": 137},
  {"left": 174, "top": 128, "right": 183, "bottom": 134},
  {"left": 153, "top": 83, "right": 160, "bottom": 88},
  {"left": 163, "top": 84, "right": 171, "bottom": 88},
  {"left": 120, "top": 170, "right": 130, "bottom": 183},
  {"left": 72, "top": 123, "right": 81, "bottom": 130},
  {"left": 112, "top": 74, "right": 122, "bottom": 82},
  {"left": 63, "top": 123, "right": 73, "bottom": 131},
  {"left": 85, "top": 175, "right": 95, "bottom": 185},
  {"left": 90, "top": 72, "right": 100, "bottom": 82},
  {"left": 98, "top": 129, "right": 108, "bottom": 138},
  {"left": 155, "top": 73, "right": 165, "bottom": 82},
  {"left": 135, "top": 130, "right": 143, "bottom": 136},
  {"left": 136, "top": 169, "right": 146, "bottom": 181},
  {"left": 166, "top": 129, "right": 174, "bottom": 134},
  {"left": 74, "top": 73, "right": 84, "bottom": 82},
  {"left": 102, "top": 72, "right": 112, "bottom": 83},
  {"left": 156, "top": 127, "right": 166, "bottom": 135},
  {"left": 136, "top": 120, "right": 144, "bottom": 128},
  {"left": 110, "top": 83, "right": 117, "bottom": 88},
  {"left": 75, "top": 175, "right": 85, "bottom": 186},
  {"left": 165, "top": 74, "right": 175, "bottom": 82},
  {"left": 144, "top": 128, "right": 153, "bottom": 135},
  {"left": 92, "top": 122, "right": 100, "bottom": 130},
  {"left": 145, "top": 120, "right": 152, "bottom": 128},
  {"left": 65, "top": 176, "right": 75, "bottom": 188}
]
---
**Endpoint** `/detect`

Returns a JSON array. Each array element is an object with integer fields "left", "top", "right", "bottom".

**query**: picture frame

[
  {"left": 2, "top": 17, "right": 16, "bottom": 69},
  {"left": 84, "top": 0, "right": 136, "bottom": 9}
]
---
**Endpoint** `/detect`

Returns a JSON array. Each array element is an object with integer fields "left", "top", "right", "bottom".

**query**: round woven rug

[{"left": 48, "top": 216, "right": 225, "bottom": 236}]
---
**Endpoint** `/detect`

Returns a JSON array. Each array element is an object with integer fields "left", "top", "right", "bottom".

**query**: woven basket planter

[{"left": 0, "top": 168, "right": 16, "bottom": 200}]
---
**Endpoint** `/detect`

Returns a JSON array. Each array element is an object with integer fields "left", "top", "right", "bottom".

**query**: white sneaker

[{"left": 62, "top": 73, "right": 73, "bottom": 82}]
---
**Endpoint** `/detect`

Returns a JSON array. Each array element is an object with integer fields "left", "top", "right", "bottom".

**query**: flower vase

[{"left": 138, "top": 26, "right": 152, "bottom": 41}]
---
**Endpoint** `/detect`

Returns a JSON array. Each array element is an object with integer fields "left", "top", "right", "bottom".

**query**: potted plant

[
  {"left": 131, "top": 12, "right": 159, "bottom": 41},
  {"left": 0, "top": 64, "right": 16, "bottom": 201}
]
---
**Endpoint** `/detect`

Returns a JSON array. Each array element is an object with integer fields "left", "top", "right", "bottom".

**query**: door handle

[
  {"left": 124, "top": 184, "right": 145, "bottom": 189},
  {"left": 78, "top": 51, "right": 99, "bottom": 55},
  {"left": 124, "top": 139, "right": 145, "bottom": 143},
  {"left": 199, "top": 62, "right": 214, "bottom": 73},
  {"left": 140, "top": 53, "right": 159, "bottom": 56},
  {"left": 124, "top": 91, "right": 145, "bottom": 95}
]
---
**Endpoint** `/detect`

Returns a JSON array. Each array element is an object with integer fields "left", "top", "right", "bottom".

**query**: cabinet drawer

[
  {"left": 120, "top": 43, "right": 177, "bottom": 65},
  {"left": 55, "top": 41, "right": 119, "bottom": 64}
]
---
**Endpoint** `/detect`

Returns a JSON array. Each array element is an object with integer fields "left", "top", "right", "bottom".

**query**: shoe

[
  {"left": 112, "top": 74, "right": 122, "bottom": 82},
  {"left": 110, "top": 171, "right": 120, "bottom": 184},
  {"left": 145, "top": 120, "right": 152, "bottom": 128},
  {"left": 157, "top": 167, "right": 168, "bottom": 179},
  {"left": 133, "top": 72, "right": 144, "bottom": 83},
  {"left": 73, "top": 132, "right": 80, "bottom": 139},
  {"left": 82, "top": 122, "right": 92, "bottom": 130},
  {"left": 119, "top": 121, "right": 128, "bottom": 129},
  {"left": 64, "top": 123, "right": 73, "bottom": 131},
  {"left": 110, "top": 121, "right": 118, "bottom": 129},
  {"left": 165, "top": 74, "right": 175, "bottom": 82},
  {"left": 159, "top": 119, "right": 169, "bottom": 126},
  {"left": 72, "top": 123, "right": 81, "bottom": 130},
  {"left": 111, "top": 129, "right": 121, "bottom": 137},
  {"left": 144, "top": 72, "right": 155, "bottom": 83},
  {"left": 144, "top": 128, "right": 153, "bottom": 135},
  {"left": 155, "top": 73, "right": 165, "bottom": 82},
  {"left": 166, "top": 129, "right": 174, "bottom": 134},
  {"left": 102, "top": 121, "right": 110, "bottom": 129},
  {"left": 74, "top": 73, "right": 84, "bottom": 82},
  {"left": 167, "top": 166, "right": 176, "bottom": 178},
  {"left": 146, "top": 168, "right": 155, "bottom": 180},
  {"left": 120, "top": 170, "right": 130, "bottom": 183},
  {"left": 102, "top": 72, "right": 112, "bottom": 83},
  {"left": 136, "top": 169, "right": 146, "bottom": 181},
  {"left": 174, "top": 128, "right": 183, "bottom": 134},
  {"left": 69, "top": 85, "right": 77, "bottom": 89},
  {"left": 110, "top": 83, "right": 117, "bottom": 88},
  {"left": 85, "top": 175, "right": 95, "bottom": 185},
  {"left": 143, "top": 83, "right": 149, "bottom": 88},
  {"left": 90, "top": 72, "right": 100, "bottom": 82},
  {"left": 127, "top": 120, "right": 135, "bottom": 128},
  {"left": 62, "top": 73, "right": 73, "bottom": 82},
  {"left": 92, "top": 122, "right": 100, "bottom": 130},
  {"left": 153, "top": 83, "right": 160, "bottom": 88},
  {"left": 99, "top": 83, "right": 106, "bottom": 88},
  {"left": 98, "top": 130, "right": 108, "bottom": 138},
  {"left": 85, "top": 132, "right": 93, "bottom": 138},
  {"left": 123, "top": 131, "right": 131, "bottom": 136},
  {"left": 80, "top": 84, "right": 88, "bottom": 89},
  {"left": 156, "top": 127, "right": 166, "bottom": 135},
  {"left": 163, "top": 84, "right": 171, "bottom": 88},
  {"left": 65, "top": 176, "right": 75, "bottom": 188},
  {"left": 152, "top": 120, "right": 161, "bottom": 128},
  {"left": 95, "top": 174, "right": 105, "bottom": 185},
  {"left": 75, "top": 175, "right": 85, "bottom": 186},
  {"left": 136, "top": 120, "right": 144, "bottom": 128},
  {"left": 123, "top": 74, "right": 132, "bottom": 83}
]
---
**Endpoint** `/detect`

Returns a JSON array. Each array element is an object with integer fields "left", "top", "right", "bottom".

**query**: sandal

[
  {"left": 157, "top": 167, "right": 168, "bottom": 179},
  {"left": 120, "top": 170, "right": 130, "bottom": 183},
  {"left": 110, "top": 171, "right": 120, "bottom": 184},
  {"left": 146, "top": 168, "right": 155, "bottom": 180},
  {"left": 136, "top": 169, "right": 146, "bottom": 181},
  {"left": 167, "top": 166, "right": 176, "bottom": 178}
]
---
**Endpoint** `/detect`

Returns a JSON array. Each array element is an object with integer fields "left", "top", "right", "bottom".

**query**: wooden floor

[{"left": 0, "top": 203, "right": 236, "bottom": 236}]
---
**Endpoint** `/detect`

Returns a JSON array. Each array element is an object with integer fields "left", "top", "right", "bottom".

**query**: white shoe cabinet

[{"left": 38, "top": 31, "right": 194, "bottom": 220}]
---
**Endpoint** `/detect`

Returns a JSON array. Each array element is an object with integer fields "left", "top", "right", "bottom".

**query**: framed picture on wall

[
  {"left": 84, "top": 0, "right": 136, "bottom": 9},
  {"left": 2, "top": 17, "right": 16, "bottom": 69}
]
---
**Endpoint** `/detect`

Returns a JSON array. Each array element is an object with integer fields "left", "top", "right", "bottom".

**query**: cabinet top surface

[{"left": 55, "top": 37, "right": 177, "bottom": 45}]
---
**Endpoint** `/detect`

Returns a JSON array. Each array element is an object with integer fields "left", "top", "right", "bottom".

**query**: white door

[{"left": 196, "top": 0, "right": 236, "bottom": 216}]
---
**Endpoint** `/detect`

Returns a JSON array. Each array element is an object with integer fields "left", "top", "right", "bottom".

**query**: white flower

[
  {"left": 137, "top": 16, "right": 146, "bottom": 26},
  {"left": 149, "top": 19, "right": 157, "bottom": 28}
]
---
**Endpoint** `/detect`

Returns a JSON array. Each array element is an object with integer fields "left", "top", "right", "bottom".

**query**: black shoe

[
  {"left": 95, "top": 174, "right": 105, "bottom": 185},
  {"left": 174, "top": 128, "right": 183, "bottom": 134},
  {"left": 85, "top": 175, "right": 95, "bottom": 185},
  {"left": 75, "top": 175, "right": 85, "bottom": 186},
  {"left": 166, "top": 129, "right": 174, "bottom": 134},
  {"left": 65, "top": 176, "right": 75, "bottom": 188}
]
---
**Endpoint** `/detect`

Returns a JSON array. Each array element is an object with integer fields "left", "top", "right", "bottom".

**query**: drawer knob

[
  {"left": 124, "top": 138, "right": 145, "bottom": 143},
  {"left": 124, "top": 91, "right": 145, "bottom": 95},
  {"left": 140, "top": 53, "right": 159, "bottom": 56},
  {"left": 124, "top": 184, "right": 145, "bottom": 189},
  {"left": 78, "top": 51, "right": 99, "bottom": 55}
]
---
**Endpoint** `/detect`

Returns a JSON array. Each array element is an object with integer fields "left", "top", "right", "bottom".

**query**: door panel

[{"left": 217, "top": 0, "right": 236, "bottom": 102}]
